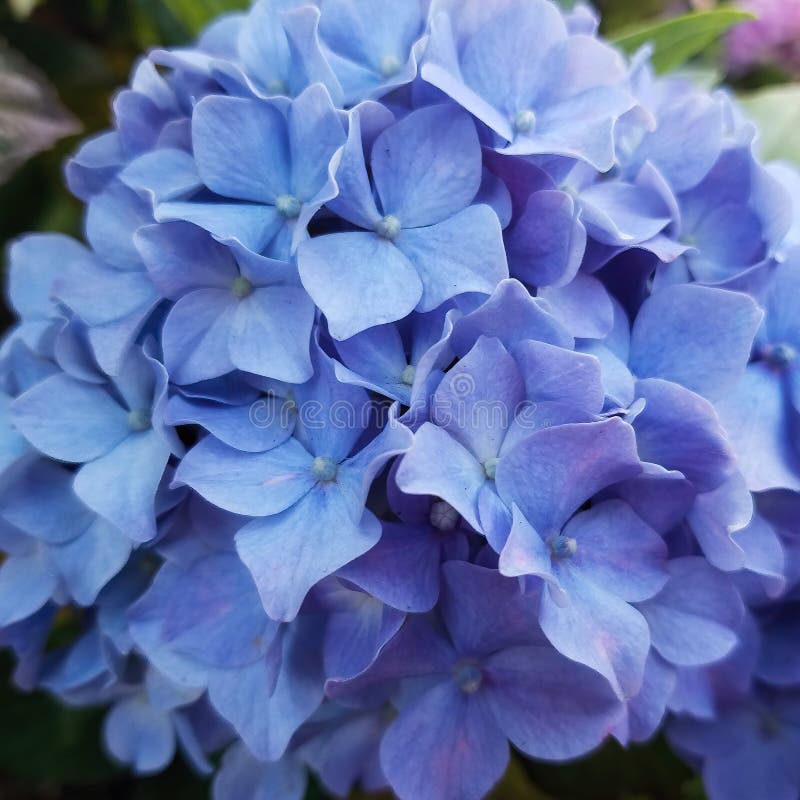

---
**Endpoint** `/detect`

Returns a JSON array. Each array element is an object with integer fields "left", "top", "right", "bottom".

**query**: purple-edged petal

[
  {"left": 450, "top": 278, "right": 573, "bottom": 353},
  {"left": 514, "top": 339, "right": 605, "bottom": 413},
  {"left": 323, "top": 587, "right": 405, "bottom": 681}
]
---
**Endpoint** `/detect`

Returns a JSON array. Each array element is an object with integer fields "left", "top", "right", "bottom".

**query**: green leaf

[
  {"left": 612, "top": 9, "right": 755, "bottom": 74},
  {"left": 739, "top": 84, "right": 800, "bottom": 165},
  {"left": 161, "top": 0, "right": 251, "bottom": 35}
]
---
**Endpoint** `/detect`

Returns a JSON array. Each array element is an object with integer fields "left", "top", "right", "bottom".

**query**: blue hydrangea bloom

[{"left": 1, "top": 1, "right": 800, "bottom": 799}]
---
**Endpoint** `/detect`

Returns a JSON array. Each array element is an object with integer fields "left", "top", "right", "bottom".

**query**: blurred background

[{"left": 0, "top": 0, "right": 798, "bottom": 797}]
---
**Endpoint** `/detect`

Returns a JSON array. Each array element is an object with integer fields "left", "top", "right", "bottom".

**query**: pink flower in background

[{"left": 726, "top": 0, "right": 800, "bottom": 76}]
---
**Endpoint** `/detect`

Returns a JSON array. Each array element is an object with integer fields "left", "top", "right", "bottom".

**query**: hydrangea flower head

[{"left": 1, "top": 1, "right": 799, "bottom": 800}]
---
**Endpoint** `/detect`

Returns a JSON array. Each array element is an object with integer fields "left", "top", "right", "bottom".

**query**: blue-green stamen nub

[
  {"left": 376, "top": 215, "right": 402, "bottom": 240},
  {"left": 400, "top": 364, "right": 416, "bottom": 386},
  {"left": 275, "top": 194, "right": 301, "bottom": 218},
  {"left": 768, "top": 342, "right": 797, "bottom": 366},
  {"left": 311, "top": 456, "right": 338, "bottom": 482},
  {"left": 231, "top": 276, "right": 254, "bottom": 299},
  {"left": 266, "top": 79, "right": 288, "bottom": 96},
  {"left": 483, "top": 457, "right": 500, "bottom": 481},
  {"left": 549, "top": 534, "right": 578, "bottom": 559},
  {"left": 453, "top": 660, "right": 483, "bottom": 694},
  {"left": 128, "top": 409, "right": 152, "bottom": 432},
  {"left": 514, "top": 109, "right": 536, "bottom": 133},
  {"left": 380, "top": 54, "right": 402, "bottom": 78}
]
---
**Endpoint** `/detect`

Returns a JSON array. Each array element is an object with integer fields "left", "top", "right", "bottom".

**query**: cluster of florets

[{"left": 1, "top": 1, "right": 800, "bottom": 799}]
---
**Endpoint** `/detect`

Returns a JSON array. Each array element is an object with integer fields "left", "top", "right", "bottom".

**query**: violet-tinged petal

[
  {"left": 629, "top": 284, "right": 763, "bottom": 401},
  {"left": 73, "top": 429, "right": 170, "bottom": 543},
  {"left": 213, "top": 744, "right": 306, "bottom": 800},
  {"left": 208, "top": 619, "right": 324, "bottom": 760},
  {"left": 715, "top": 364, "right": 800, "bottom": 492},
  {"left": 396, "top": 204, "right": 508, "bottom": 312},
  {"left": 193, "top": 96, "right": 290, "bottom": 203},
  {"left": 339, "top": 521, "right": 442, "bottom": 613},
  {"left": 539, "top": 565, "right": 651, "bottom": 698},
  {"left": 687, "top": 472, "right": 753, "bottom": 572},
  {"left": 380, "top": 680, "right": 509, "bottom": 800},
  {"left": 135, "top": 222, "right": 237, "bottom": 298},
  {"left": 563, "top": 499, "right": 669, "bottom": 603},
  {"left": 633, "top": 378, "right": 735, "bottom": 492},
  {"left": 372, "top": 105, "right": 482, "bottom": 228},
  {"left": 229, "top": 286, "right": 315, "bottom": 383},
  {"left": 158, "top": 554, "right": 280, "bottom": 670},
  {"left": 236, "top": 488, "right": 381, "bottom": 622},
  {"left": 636, "top": 557, "right": 744, "bottom": 668},
  {"left": 485, "top": 644, "right": 623, "bottom": 759},
  {"left": 506, "top": 189, "right": 585, "bottom": 287},
  {"left": 432, "top": 336, "right": 524, "bottom": 461},
  {"left": 103, "top": 696, "right": 175, "bottom": 775},
  {"left": 440, "top": 560, "right": 541, "bottom": 656},
  {"left": 161, "top": 289, "right": 238, "bottom": 385},
  {"left": 298, "top": 232, "right": 422, "bottom": 340},
  {"left": 11, "top": 373, "right": 129, "bottom": 463},
  {"left": 451, "top": 278, "right": 574, "bottom": 354},
  {"left": 323, "top": 587, "right": 405, "bottom": 680},
  {"left": 537, "top": 273, "right": 614, "bottom": 340},
  {"left": 514, "top": 339, "right": 605, "bottom": 414},
  {"left": 496, "top": 417, "right": 642, "bottom": 536},
  {"left": 174, "top": 435, "right": 316, "bottom": 517},
  {"left": 395, "top": 422, "right": 486, "bottom": 532}
]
